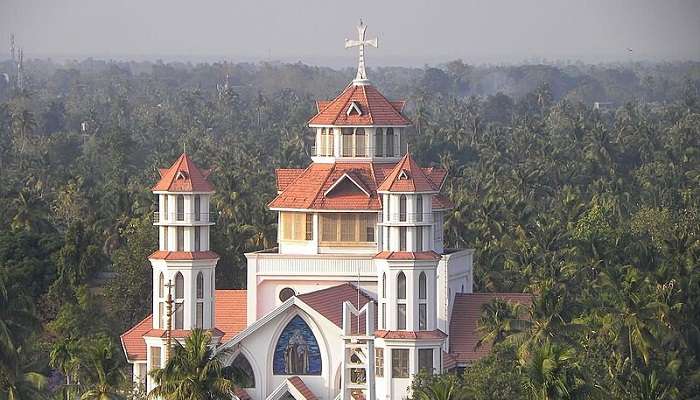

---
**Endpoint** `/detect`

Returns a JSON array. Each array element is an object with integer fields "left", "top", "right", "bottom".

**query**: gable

[{"left": 324, "top": 173, "right": 370, "bottom": 198}]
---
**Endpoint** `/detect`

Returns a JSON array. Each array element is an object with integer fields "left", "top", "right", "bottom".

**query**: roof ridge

[
  {"left": 362, "top": 85, "right": 374, "bottom": 125},
  {"left": 308, "top": 165, "right": 336, "bottom": 209},
  {"left": 120, "top": 314, "right": 151, "bottom": 338},
  {"left": 330, "top": 84, "right": 356, "bottom": 126}
]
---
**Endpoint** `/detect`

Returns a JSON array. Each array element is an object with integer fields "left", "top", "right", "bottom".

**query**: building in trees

[{"left": 120, "top": 22, "right": 526, "bottom": 400}]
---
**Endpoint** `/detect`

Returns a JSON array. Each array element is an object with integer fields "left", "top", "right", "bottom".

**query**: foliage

[{"left": 147, "top": 330, "right": 233, "bottom": 400}]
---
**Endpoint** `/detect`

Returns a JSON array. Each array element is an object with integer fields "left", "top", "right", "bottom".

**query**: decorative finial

[{"left": 345, "top": 20, "right": 378, "bottom": 85}]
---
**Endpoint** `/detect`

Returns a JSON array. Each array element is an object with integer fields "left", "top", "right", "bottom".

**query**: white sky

[{"left": 1, "top": 0, "right": 699, "bottom": 65}]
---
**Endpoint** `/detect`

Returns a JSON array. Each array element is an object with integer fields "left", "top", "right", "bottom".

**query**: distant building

[
  {"left": 593, "top": 101, "right": 616, "bottom": 111},
  {"left": 120, "top": 22, "right": 528, "bottom": 400}
]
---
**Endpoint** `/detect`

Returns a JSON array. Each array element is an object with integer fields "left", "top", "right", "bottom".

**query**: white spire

[{"left": 345, "top": 20, "right": 378, "bottom": 85}]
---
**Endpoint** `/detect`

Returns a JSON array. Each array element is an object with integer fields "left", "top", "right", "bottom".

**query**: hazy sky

[{"left": 2, "top": 0, "right": 699, "bottom": 65}]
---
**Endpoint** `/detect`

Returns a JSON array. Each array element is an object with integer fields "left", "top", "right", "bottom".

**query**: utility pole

[{"left": 164, "top": 279, "right": 175, "bottom": 362}]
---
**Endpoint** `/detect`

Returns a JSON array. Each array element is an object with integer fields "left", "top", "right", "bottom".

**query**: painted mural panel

[{"left": 273, "top": 315, "right": 322, "bottom": 375}]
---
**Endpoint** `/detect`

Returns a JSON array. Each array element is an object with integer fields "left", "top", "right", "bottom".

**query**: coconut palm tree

[
  {"left": 413, "top": 374, "right": 467, "bottom": 400},
  {"left": 0, "top": 272, "right": 37, "bottom": 379},
  {"left": 49, "top": 339, "right": 81, "bottom": 400},
  {"left": 148, "top": 330, "right": 233, "bottom": 400},
  {"left": 522, "top": 341, "right": 589, "bottom": 400},
  {"left": 1, "top": 347, "right": 47, "bottom": 400},
  {"left": 475, "top": 298, "right": 528, "bottom": 350},
  {"left": 79, "top": 337, "right": 125, "bottom": 400}
]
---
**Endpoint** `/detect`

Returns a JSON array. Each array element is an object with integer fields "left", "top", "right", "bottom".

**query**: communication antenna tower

[{"left": 10, "top": 34, "right": 15, "bottom": 62}]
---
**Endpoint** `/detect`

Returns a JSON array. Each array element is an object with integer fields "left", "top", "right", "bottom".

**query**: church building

[{"left": 120, "top": 22, "right": 530, "bottom": 400}]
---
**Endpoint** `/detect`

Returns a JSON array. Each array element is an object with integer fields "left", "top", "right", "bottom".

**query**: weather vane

[{"left": 345, "top": 20, "right": 378, "bottom": 84}]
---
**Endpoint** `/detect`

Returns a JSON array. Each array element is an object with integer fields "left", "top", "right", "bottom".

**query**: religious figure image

[
  {"left": 283, "top": 329, "right": 310, "bottom": 374},
  {"left": 273, "top": 316, "right": 322, "bottom": 376}
]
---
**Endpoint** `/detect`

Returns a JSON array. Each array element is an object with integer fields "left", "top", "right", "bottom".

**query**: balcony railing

[
  {"left": 310, "top": 144, "right": 404, "bottom": 158},
  {"left": 153, "top": 212, "right": 217, "bottom": 224},
  {"left": 380, "top": 212, "right": 434, "bottom": 223}
]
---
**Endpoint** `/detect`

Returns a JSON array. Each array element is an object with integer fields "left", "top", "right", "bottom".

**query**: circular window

[{"left": 279, "top": 287, "right": 296, "bottom": 302}]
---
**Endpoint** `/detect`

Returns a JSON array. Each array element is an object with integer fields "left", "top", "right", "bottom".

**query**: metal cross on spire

[{"left": 345, "top": 20, "right": 378, "bottom": 85}]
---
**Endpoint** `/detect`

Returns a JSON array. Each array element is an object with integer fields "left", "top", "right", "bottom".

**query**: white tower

[
  {"left": 374, "top": 153, "right": 446, "bottom": 399},
  {"left": 144, "top": 153, "right": 220, "bottom": 391}
]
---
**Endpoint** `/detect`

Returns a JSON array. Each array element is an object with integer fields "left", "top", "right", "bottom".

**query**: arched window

[
  {"left": 273, "top": 315, "right": 322, "bottom": 375},
  {"left": 194, "top": 195, "right": 201, "bottom": 221},
  {"left": 355, "top": 128, "right": 365, "bottom": 156},
  {"left": 176, "top": 195, "right": 184, "bottom": 221},
  {"left": 381, "top": 272, "right": 386, "bottom": 298},
  {"left": 342, "top": 128, "right": 353, "bottom": 157},
  {"left": 196, "top": 272, "right": 204, "bottom": 299},
  {"left": 175, "top": 272, "right": 184, "bottom": 299},
  {"left": 419, "top": 272, "right": 427, "bottom": 299},
  {"left": 375, "top": 128, "right": 384, "bottom": 157},
  {"left": 159, "top": 272, "right": 165, "bottom": 298},
  {"left": 397, "top": 272, "right": 406, "bottom": 299},
  {"left": 228, "top": 354, "right": 256, "bottom": 388},
  {"left": 416, "top": 226, "right": 423, "bottom": 252},
  {"left": 328, "top": 128, "right": 335, "bottom": 156},
  {"left": 416, "top": 195, "right": 423, "bottom": 222},
  {"left": 386, "top": 128, "right": 395, "bottom": 157},
  {"left": 399, "top": 195, "right": 407, "bottom": 222}
]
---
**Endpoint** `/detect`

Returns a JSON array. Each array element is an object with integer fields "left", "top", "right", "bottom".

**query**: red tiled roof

[
  {"left": 377, "top": 153, "right": 439, "bottom": 193},
  {"left": 152, "top": 153, "right": 214, "bottom": 193},
  {"left": 423, "top": 167, "right": 448, "bottom": 189},
  {"left": 215, "top": 290, "right": 248, "bottom": 342},
  {"left": 271, "top": 161, "right": 448, "bottom": 211},
  {"left": 308, "top": 84, "right": 411, "bottom": 126},
  {"left": 374, "top": 329, "right": 447, "bottom": 340},
  {"left": 433, "top": 194, "right": 454, "bottom": 210},
  {"left": 143, "top": 327, "right": 225, "bottom": 339},
  {"left": 148, "top": 251, "right": 220, "bottom": 261},
  {"left": 298, "top": 283, "right": 374, "bottom": 333},
  {"left": 449, "top": 293, "right": 532, "bottom": 364},
  {"left": 120, "top": 290, "right": 247, "bottom": 362},
  {"left": 233, "top": 387, "right": 251, "bottom": 400},
  {"left": 270, "top": 163, "right": 389, "bottom": 210},
  {"left": 120, "top": 315, "right": 152, "bottom": 361},
  {"left": 288, "top": 376, "right": 318, "bottom": 400},
  {"left": 443, "top": 351, "right": 458, "bottom": 370},
  {"left": 276, "top": 168, "right": 305, "bottom": 192},
  {"left": 373, "top": 251, "right": 441, "bottom": 261}
]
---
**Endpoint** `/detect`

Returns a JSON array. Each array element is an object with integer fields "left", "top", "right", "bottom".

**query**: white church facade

[{"left": 120, "top": 23, "right": 530, "bottom": 400}]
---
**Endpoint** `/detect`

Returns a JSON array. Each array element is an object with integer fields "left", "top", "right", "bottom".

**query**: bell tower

[
  {"left": 374, "top": 152, "right": 446, "bottom": 399},
  {"left": 145, "top": 153, "right": 220, "bottom": 391}
]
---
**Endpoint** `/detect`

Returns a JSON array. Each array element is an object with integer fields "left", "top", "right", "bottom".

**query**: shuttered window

[
  {"left": 280, "top": 212, "right": 310, "bottom": 241},
  {"left": 319, "top": 213, "right": 376, "bottom": 244}
]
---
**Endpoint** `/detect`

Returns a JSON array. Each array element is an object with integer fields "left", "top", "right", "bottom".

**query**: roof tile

[
  {"left": 308, "top": 84, "right": 411, "bottom": 126},
  {"left": 298, "top": 283, "right": 374, "bottom": 333},
  {"left": 120, "top": 290, "right": 247, "bottom": 362},
  {"left": 377, "top": 153, "right": 438, "bottom": 192},
  {"left": 449, "top": 293, "right": 532, "bottom": 364},
  {"left": 152, "top": 153, "right": 214, "bottom": 193}
]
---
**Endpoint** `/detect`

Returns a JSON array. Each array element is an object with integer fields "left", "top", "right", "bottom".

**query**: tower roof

[
  {"left": 152, "top": 153, "right": 214, "bottom": 193},
  {"left": 308, "top": 83, "right": 411, "bottom": 127},
  {"left": 377, "top": 152, "right": 439, "bottom": 193}
]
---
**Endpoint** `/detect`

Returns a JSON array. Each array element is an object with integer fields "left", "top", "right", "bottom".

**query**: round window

[{"left": 279, "top": 287, "right": 296, "bottom": 302}]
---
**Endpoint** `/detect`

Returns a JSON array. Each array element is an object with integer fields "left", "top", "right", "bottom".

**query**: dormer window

[
  {"left": 347, "top": 101, "right": 362, "bottom": 116},
  {"left": 398, "top": 169, "right": 410, "bottom": 180},
  {"left": 176, "top": 171, "right": 188, "bottom": 180}
]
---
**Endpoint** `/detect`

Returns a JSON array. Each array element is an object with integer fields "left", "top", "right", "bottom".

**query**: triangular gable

[
  {"left": 266, "top": 376, "right": 318, "bottom": 400},
  {"left": 217, "top": 297, "right": 342, "bottom": 352},
  {"left": 346, "top": 101, "right": 362, "bottom": 116},
  {"left": 377, "top": 153, "right": 438, "bottom": 193},
  {"left": 324, "top": 172, "right": 370, "bottom": 198}
]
